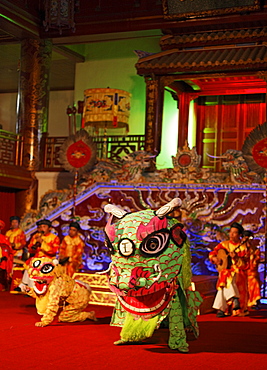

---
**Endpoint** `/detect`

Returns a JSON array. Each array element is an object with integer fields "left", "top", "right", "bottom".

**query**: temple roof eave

[
  {"left": 135, "top": 45, "right": 267, "bottom": 76},
  {"left": 136, "top": 63, "right": 267, "bottom": 76},
  {"left": 159, "top": 27, "right": 267, "bottom": 50}
]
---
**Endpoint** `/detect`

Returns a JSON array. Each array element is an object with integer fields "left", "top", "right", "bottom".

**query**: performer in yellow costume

[
  {"left": 16, "top": 219, "right": 60, "bottom": 293},
  {"left": 59, "top": 221, "right": 85, "bottom": 277},
  {"left": 28, "top": 219, "right": 60, "bottom": 258},
  {"left": 209, "top": 222, "right": 248, "bottom": 317},
  {"left": 6, "top": 216, "right": 26, "bottom": 260},
  {"left": 0, "top": 220, "right": 13, "bottom": 291},
  {"left": 243, "top": 230, "right": 261, "bottom": 309},
  {"left": 26, "top": 257, "right": 97, "bottom": 327}
]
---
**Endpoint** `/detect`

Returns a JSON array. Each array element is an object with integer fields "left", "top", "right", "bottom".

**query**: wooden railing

[
  {"left": 0, "top": 131, "right": 145, "bottom": 171},
  {"left": 40, "top": 134, "right": 145, "bottom": 171},
  {"left": 39, "top": 134, "right": 66, "bottom": 171},
  {"left": 93, "top": 134, "right": 145, "bottom": 161},
  {"left": 0, "top": 130, "right": 24, "bottom": 167}
]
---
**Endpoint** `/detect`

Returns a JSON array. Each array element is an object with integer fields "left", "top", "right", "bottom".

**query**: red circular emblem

[
  {"left": 252, "top": 138, "right": 267, "bottom": 169},
  {"left": 177, "top": 153, "right": 192, "bottom": 167},
  {"left": 66, "top": 140, "right": 92, "bottom": 168}
]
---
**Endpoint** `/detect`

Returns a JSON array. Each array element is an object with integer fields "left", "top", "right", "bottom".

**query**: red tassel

[{"left": 113, "top": 116, "right": 118, "bottom": 127}]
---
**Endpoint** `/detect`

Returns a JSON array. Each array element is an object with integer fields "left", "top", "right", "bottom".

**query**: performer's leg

[
  {"left": 22, "top": 270, "right": 33, "bottom": 287},
  {"left": 224, "top": 277, "right": 242, "bottom": 315},
  {"left": 247, "top": 274, "right": 261, "bottom": 308},
  {"left": 0, "top": 268, "right": 8, "bottom": 291},
  {"left": 223, "top": 281, "right": 239, "bottom": 301},
  {"left": 58, "top": 285, "right": 96, "bottom": 323},
  {"left": 235, "top": 271, "right": 248, "bottom": 313},
  {"left": 213, "top": 289, "right": 228, "bottom": 313},
  {"left": 168, "top": 292, "right": 189, "bottom": 352},
  {"left": 58, "top": 302, "right": 96, "bottom": 322},
  {"left": 16, "top": 270, "right": 34, "bottom": 292}
]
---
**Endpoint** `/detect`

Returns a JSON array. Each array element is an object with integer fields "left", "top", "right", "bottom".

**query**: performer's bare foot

[
  {"left": 87, "top": 311, "right": 98, "bottom": 321},
  {"left": 114, "top": 339, "right": 145, "bottom": 345},
  {"left": 114, "top": 339, "right": 128, "bottom": 345},
  {"left": 176, "top": 346, "right": 189, "bottom": 353}
]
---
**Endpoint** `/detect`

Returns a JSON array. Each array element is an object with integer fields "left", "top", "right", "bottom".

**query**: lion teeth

[{"left": 118, "top": 294, "right": 166, "bottom": 313}]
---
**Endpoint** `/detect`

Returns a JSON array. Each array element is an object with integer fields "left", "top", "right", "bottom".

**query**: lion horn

[
  {"left": 155, "top": 198, "right": 182, "bottom": 218},
  {"left": 104, "top": 204, "right": 127, "bottom": 219}
]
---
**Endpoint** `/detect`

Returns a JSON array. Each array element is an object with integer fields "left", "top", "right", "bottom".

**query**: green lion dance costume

[{"left": 104, "top": 198, "right": 202, "bottom": 352}]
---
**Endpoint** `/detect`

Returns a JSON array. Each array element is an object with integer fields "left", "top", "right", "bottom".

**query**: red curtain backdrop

[
  {"left": 196, "top": 94, "right": 266, "bottom": 171},
  {"left": 0, "top": 191, "right": 15, "bottom": 233}
]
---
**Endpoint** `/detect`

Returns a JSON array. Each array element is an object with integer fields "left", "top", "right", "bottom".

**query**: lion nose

[{"left": 31, "top": 269, "right": 38, "bottom": 276}]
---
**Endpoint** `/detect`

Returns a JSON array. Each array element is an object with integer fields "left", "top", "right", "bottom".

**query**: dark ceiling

[
  {"left": 0, "top": 0, "right": 164, "bottom": 92},
  {"left": 1, "top": 0, "right": 267, "bottom": 93},
  {"left": 0, "top": 42, "right": 79, "bottom": 93}
]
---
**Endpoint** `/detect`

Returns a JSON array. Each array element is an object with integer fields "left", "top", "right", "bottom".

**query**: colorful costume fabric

[
  {"left": 0, "top": 233, "right": 13, "bottom": 290},
  {"left": 104, "top": 199, "right": 202, "bottom": 352},
  {"left": 60, "top": 235, "right": 85, "bottom": 277},
  {"left": 247, "top": 247, "right": 261, "bottom": 307},
  {"left": 26, "top": 257, "right": 97, "bottom": 326},
  {"left": 18, "top": 230, "right": 60, "bottom": 291},
  {"left": 6, "top": 228, "right": 26, "bottom": 258},
  {"left": 209, "top": 240, "right": 248, "bottom": 314},
  {"left": 28, "top": 232, "right": 60, "bottom": 258}
]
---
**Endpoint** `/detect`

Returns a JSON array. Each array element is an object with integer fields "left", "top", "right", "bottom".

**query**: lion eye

[
  {"left": 40, "top": 264, "right": 54, "bottom": 274},
  {"left": 33, "top": 260, "right": 41, "bottom": 268},
  {"left": 118, "top": 238, "right": 135, "bottom": 257},
  {"left": 140, "top": 230, "right": 170, "bottom": 257}
]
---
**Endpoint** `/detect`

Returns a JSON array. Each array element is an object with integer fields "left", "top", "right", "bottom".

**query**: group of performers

[
  {"left": 0, "top": 216, "right": 262, "bottom": 319},
  {"left": 0, "top": 216, "right": 98, "bottom": 327},
  {"left": 209, "top": 222, "right": 261, "bottom": 317},
  {"left": 0, "top": 207, "right": 264, "bottom": 351},
  {"left": 0, "top": 216, "right": 85, "bottom": 292}
]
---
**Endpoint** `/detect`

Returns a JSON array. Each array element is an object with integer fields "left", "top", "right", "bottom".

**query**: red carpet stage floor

[{"left": 0, "top": 291, "right": 267, "bottom": 370}]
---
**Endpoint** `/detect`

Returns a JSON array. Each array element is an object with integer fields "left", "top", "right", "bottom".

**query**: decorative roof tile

[
  {"left": 136, "top": 45, "right": 267, "bottom": 75},
  {"left": 160, "top": 28, "right": 267, "bottom": 49}
]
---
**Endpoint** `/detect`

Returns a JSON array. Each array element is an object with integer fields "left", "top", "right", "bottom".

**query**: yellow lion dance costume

[{"left": 26, "top": 257, "right": 97, "bottom": 327}]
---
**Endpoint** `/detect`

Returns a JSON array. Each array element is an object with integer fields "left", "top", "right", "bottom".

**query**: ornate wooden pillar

[
  {"left": 177, "top": 92, "right": 191, "bottom": 148},
  {"left": 144, "top": 76, "right": 164, "bottom": 155},
  {"left": 18, "top": 39, "right": 52, "bottom": 171}
]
